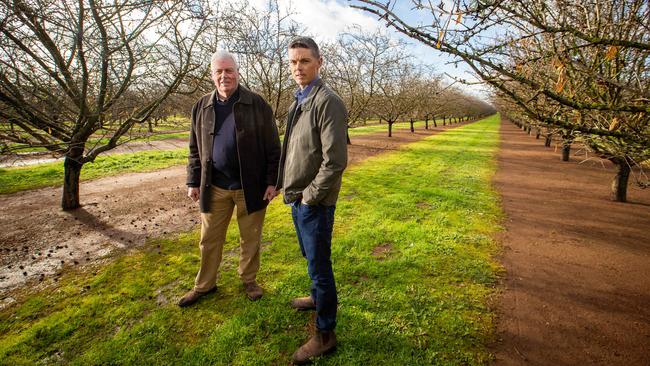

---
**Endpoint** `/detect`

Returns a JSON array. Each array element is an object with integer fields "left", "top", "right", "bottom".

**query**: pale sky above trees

[{"left": 234, "top": 0, "right": 489, "bottom": 97}]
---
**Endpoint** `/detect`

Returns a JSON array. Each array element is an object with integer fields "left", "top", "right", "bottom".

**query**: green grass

[
  {"left": 141, "top": 132, "right": 189, "bottom": 141},
  {"left": 0, "top": 115, "right": 503, "bottom": 365},
  {"left": 0, "top": 149, "right": 188, "bottom": 194},
  {"left": 89, "top": 131, "right": 190, "bottom": 147},
  {"left": 4, "top": 131, "right": 190, "bottom": 153},
  {"left": 348, "top": 120, "right": 442, "bottom": 137},
  {"left": 2, "top": 115, "right": 191, "bottom": 153},
  {"left": 0, "top": 119, "right": 440, "bottom": 195}
]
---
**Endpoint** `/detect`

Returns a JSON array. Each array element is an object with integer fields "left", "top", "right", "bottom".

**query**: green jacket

[{"left": 278, "top": 79, "right": 348, "bottom": 206}]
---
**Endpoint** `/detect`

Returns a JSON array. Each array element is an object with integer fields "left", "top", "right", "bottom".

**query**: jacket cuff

[{"left": 302, "top": 187, "right": 318, "bottom": 205}]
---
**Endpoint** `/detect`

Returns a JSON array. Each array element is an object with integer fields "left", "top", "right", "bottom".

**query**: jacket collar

[
  {"left": 203, "top": 84, "right": 253, "bottom": 109},
  {"left": 290, "top": 78, "right": 323, "bottom": 111}
]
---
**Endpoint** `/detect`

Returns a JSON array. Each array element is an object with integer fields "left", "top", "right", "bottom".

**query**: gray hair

[{"left": 210, "top": 50, "right": 239, "bottom": 74}]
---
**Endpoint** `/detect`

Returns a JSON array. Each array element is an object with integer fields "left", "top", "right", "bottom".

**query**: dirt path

[
  {"left": 0, "top": 123, "right": 465, "bottom": 304},
  {"left": 491, "top": 121, "right": 650, "bottom": 365}
]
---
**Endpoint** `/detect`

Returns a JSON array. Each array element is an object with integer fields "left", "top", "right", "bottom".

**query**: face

[
  {"left": 211, "top": 57, "right": 239, "bottom": 100},
  {"left": 288, "top": 47, "right": 322, "bottom": 88}
]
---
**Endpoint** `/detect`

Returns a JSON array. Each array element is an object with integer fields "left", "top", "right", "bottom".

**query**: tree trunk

[
  {"left": 610, "top": 161, "right": 630, "bottom": 202},
  {"left": 561, "top": 143, "right": 571, "bottom": 161},
  {"left": 388, "top": 121, "right": 393, "bottom": 137},
  {"left": 346, "top": 122, "right": 351, "bottom": 145},
  {"left": 442, "top": 116, "right": 446, "bottom": 126},
  {"left": 62, "top": 147, "right": 84, "bottom": 210},
  {"left": 544, "top": 134, "right": 552, "bottom": 147},
  {"left": 148, "top": 119, "right": 154, "bottom": 133},
  {"left": 409, "top": 118, "right": 414, "bottom": 133},
  {"left": 433, "top": 119, "right": 437, "bottom": 127},
  {"left": 535, "top": 129, "right": 541, "bottom": 139},
  {"left": 424, "top": 118, "right": 428, "bottom": 129}
]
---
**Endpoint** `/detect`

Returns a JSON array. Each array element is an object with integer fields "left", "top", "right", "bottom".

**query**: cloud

[
  {"left": 288, "top": 0, "right": 379, "bottom": 42},
  {"left": 243, "top": 0, "right": 379, "bottom": 42},
  {"left": 227, "top": 0, "right": 488, "bottom": 96}
]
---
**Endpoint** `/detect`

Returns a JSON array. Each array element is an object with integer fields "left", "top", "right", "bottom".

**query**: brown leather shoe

[
  {"left": 291, "top": 330, "right": 337, "bottom": 364},
  {"left": 243, "top": 281, "right": 264, "bottom": 301},
  {"left": 290, "top": 296, "right": 316, "bottom": 311},
  {"left": 177, "top": 286, "right": 217, "bottom": 307}
]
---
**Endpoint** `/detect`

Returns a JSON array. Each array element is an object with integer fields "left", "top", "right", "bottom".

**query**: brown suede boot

[
  {"left": 290, "top": 296, "right": 316, "bottom": 311},
  {"left": 177, "top": 286, "right": 217, "bottom": 307},
  {"left": 291, "top": 330, "right": 337, "bottom": 364},
  {"left": 243, "top": 281, "right": 264, "bottom": 301}
]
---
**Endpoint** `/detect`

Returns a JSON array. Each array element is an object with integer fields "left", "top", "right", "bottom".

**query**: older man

[
  {"left": 180, "top": 50, "right": 281, "bottom": 307},
  {"left": 278, "top": 37, "right": 348, "bottom": 364}
]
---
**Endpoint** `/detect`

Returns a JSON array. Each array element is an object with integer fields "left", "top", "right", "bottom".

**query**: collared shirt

[{"left": 294, "top": 77, "right": 320, "bottom": 106}]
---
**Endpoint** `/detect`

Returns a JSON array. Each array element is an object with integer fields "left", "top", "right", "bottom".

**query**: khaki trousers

[{"left": 194, "top": 186, "right": 266, "bottom": 292}]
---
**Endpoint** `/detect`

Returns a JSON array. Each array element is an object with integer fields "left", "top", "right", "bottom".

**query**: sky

[{"left": 245, "top": 0, "right": 490, "bottom": 99}]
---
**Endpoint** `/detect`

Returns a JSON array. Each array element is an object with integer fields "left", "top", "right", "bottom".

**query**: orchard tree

[
  {"left": 410, "top": 73, "right": 444, "bottom": 129},
  {"left": 372, "top": 59, "right": 421, "bottom": 137},
  {"left": 220, "top": 0, "right": 301, "bottom": 131},
  {"left": 350, "top": 0, "right": 649, "bottom": 202},
  {"left": 323, "top": 27, "right": 401, "bottom": 127},
  {"left": 0, "top": 0, "right": 212, "bottom": 209}
]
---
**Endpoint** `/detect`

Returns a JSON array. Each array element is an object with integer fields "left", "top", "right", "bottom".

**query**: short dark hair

[{"left": 289, "top": 36, "right": 320, "bottom": 58}]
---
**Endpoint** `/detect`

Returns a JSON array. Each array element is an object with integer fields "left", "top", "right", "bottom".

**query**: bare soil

[
  {"left": 0, "top": 123, "right": 461, "bottom": 305},
  {"left": 4, "top": 119, "right": 646, "bottom": 365},
  {"left": 491, "top": 121, "right": 650, "bottom": 366}
]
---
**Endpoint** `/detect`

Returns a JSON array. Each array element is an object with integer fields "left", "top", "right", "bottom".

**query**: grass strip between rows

[
  {"left": 0, "top": 120, "right": 441, "bottom": 195},
  {"left": 0, "top": 115, "right": 502, "bottom": 365},
  {"left": 0, "top": 150, "right": 188, "bottom": 195}
]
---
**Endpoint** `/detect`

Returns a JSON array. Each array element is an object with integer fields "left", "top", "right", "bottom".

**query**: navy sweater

[{"left": 211, "top": 88, "right": 241, "bottom": 190}]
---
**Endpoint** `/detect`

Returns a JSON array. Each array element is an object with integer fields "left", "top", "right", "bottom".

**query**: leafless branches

[
  {"left": 350, "top": 0, "right": 649, "bottom": 201},
  {"left": 0, "top": 0, "right": 212, "bottom": 208}
]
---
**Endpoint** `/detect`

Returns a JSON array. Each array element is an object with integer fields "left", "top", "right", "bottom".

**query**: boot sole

[
  {"left": 178, "top": 286, "right": 217, "bottom": 307},
  {"left": 292, "top": 345, "right": 337, "bottom": 365},
  {"left": 247, "top": 293, "right": 263, "bottom": 301}
]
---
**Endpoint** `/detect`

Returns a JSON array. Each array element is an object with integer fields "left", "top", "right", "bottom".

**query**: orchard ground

[
  {"left": 491, "top": 121, "right": 650, "bottom": 366},
  {"left": 0, "top": 116, "right": 648, "bottom": 365}
]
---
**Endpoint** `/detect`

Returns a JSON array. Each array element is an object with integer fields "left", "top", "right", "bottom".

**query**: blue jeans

[{"left": 291, "top": 201, "right": 337, "bottom": 331}]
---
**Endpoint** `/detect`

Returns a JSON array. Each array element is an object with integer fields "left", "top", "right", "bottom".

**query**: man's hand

[
  {"left": 263, "top": 185, "right": 278, "bottom": 201},
  {"left": 188, "top": 187, "right": 200, "bottom": 202}
]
